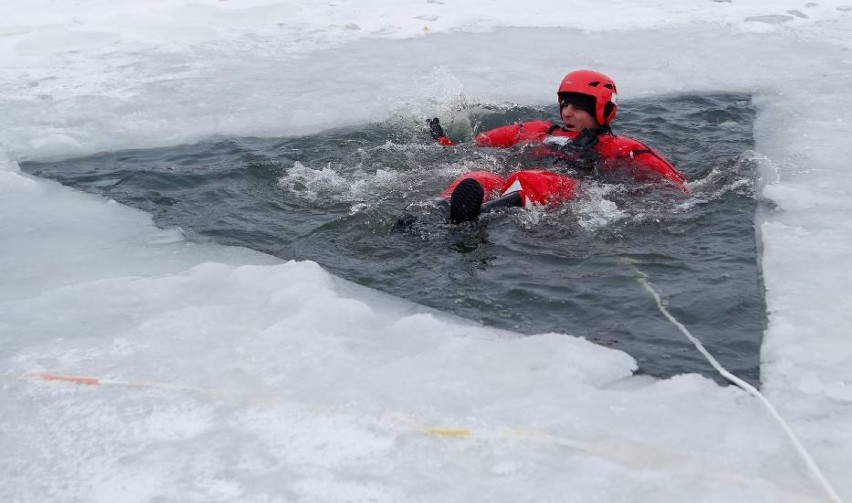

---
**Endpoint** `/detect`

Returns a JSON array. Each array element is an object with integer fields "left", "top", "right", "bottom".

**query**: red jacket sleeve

[
  {"left": 474, "top": 121, "right": 555, "bottom": 148},
  {"left": 596, "top": 136, "right": 687, "bottom": 190}
]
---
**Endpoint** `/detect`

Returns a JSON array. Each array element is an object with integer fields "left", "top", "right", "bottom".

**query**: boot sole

[{"left": 449, "top": 178, "right": 484, "bottom": 224}]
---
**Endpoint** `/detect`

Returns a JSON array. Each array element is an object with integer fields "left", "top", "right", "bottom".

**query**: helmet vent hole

[
  {"left": 604, "top": 83, "right": 614, "bottom": 90},
  {"left": 588, "top": 81, "right": 600, "bottom": 87}
]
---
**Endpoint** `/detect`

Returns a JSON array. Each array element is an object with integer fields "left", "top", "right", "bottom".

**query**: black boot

[
  {"left": 449, "top": 178, "right": 484, "bottom": 224},
  {"left": 481, "top": 191, "right": 523, "bottom": 214}
]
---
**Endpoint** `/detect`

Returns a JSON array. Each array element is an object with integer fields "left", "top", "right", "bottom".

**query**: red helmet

[{"left": 557, "top": 70, "right": 618, "bottom": 126}]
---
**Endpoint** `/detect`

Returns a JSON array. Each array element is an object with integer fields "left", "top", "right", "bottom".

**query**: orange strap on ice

[
  {"left": 25, "top": 372, "right": 100, "bottom": 385},
  {"left": 426, "top": 427, "right": 472, "bottom": 438},
  {"left": 22, "top": 372, "right": 207, "bottom": 393}
]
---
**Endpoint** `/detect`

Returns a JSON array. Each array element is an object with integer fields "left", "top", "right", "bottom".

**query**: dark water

[{"left": 22, "top": 94, "right": 765, "bottom": 385}]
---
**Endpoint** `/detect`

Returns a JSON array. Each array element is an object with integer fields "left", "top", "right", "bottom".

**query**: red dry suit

[{"left": 439, "top": 120, "right": 687, "bottom": 207}]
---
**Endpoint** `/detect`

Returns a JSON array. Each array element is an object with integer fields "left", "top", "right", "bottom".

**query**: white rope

[{"left": 630, "top": 264, "right": 844, "bottom": 503}]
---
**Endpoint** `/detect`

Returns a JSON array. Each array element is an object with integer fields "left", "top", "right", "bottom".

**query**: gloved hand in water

[
  {"left": 427, "top": 117, "right": 445, "bottom": 140},
  {"left": 427, "top": 118, "right": 455, "bottom": 146}
]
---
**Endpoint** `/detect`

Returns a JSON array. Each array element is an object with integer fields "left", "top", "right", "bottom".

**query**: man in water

[{"left": 429, "top": 69, "right": 687, "bottom": 223}]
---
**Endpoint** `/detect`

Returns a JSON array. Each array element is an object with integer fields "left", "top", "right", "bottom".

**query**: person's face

[{"left": 560, "top": 104, "right": 598, "bottom": 132}]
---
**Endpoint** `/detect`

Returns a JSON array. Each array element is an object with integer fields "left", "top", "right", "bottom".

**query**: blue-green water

[{"left": 22, "top": 93, "right": 764, "bottom": 384}]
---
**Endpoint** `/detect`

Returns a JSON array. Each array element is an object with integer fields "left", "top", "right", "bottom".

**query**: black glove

[{"left": 427, "top": 117, "right": 447, "bottom": 140}]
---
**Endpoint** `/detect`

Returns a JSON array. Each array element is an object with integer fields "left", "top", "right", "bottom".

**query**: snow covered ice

[{"left": 2, "top": 1, "right": 852, "bottom": 502}]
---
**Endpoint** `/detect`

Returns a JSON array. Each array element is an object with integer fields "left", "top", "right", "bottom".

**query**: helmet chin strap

[{"left": 539, "top": 125, "right": 610, "bottom": 174}]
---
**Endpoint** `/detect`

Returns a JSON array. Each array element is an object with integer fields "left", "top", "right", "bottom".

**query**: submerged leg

[{"left": 394, "top": 199, "right": 450, "bottom": 230}]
